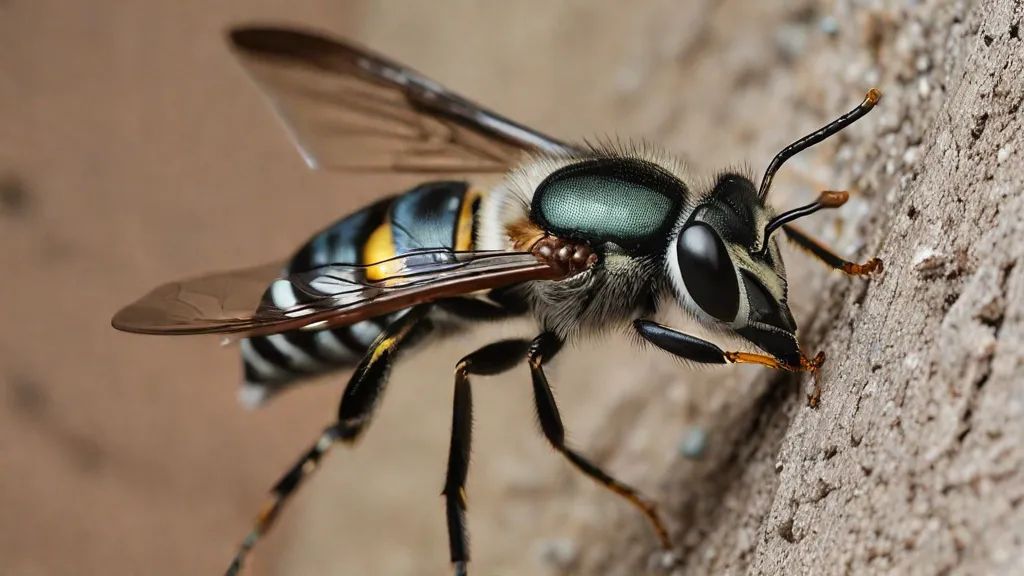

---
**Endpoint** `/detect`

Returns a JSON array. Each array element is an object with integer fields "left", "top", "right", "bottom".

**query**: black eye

[{"left": 676, "top": 222, "right": 739, "bottom": 322}]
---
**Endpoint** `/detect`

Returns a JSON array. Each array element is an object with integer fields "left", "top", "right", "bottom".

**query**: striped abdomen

[{"left": 238, "top": 181, "right": 481, "bottom": 407}]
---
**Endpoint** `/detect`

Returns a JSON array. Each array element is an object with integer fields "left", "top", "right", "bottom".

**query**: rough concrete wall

[{"left": 571, "top": 0, "right": 1024, "bottom": 574}]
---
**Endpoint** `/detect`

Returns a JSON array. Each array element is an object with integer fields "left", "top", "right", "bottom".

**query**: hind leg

[{"left": 225, "top": 305, "right": 433, "bottom": 576}]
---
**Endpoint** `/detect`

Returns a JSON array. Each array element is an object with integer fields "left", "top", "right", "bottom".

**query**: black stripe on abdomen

[
  {"left": 288, "top": 196, "right": 393, "bottom": 274},
  {"left": 388, "top": 181, "right": 468, "bottom": 252},
  {"left": 242, "top": 323, "right": 375, "bottom": 385}
]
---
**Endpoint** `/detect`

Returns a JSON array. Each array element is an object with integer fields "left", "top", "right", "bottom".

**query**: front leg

[
  {"left": 634, "top": 320, "right": 824, "bottom": 371},
  {"left": 634, "top": 320, "right": 824, "bottom": 405}
]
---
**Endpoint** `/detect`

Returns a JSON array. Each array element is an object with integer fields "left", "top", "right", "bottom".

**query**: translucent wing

[
  {"left": 228, "top": 26, "right": 577, "bottom": 173},
  {"left": 112, "top": 249, "right": 560, "bottom": 337}
]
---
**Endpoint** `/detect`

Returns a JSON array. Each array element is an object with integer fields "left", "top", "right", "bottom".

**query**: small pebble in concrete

[
  {"left": 902, "top": 146, "right": 920, "bottom": 166},
  {"left": 997, "top": 146, "right": 1011, "bottom": 164},
  {"left": 679, "top": 426, "right": 708, "bottom": 459},
  {"left": 912, "top": 248, "right": 947, "bottom": 276},
  {"left": 819, "top": 15, "right": 839, "bottom": 35},
  {"left": 536, "top": 538, "right": 579, "bottom": 571}
]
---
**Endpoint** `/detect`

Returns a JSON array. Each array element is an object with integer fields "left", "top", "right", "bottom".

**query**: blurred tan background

[{"left": 1, "top": 1, "right": 863, "bottom": 575}]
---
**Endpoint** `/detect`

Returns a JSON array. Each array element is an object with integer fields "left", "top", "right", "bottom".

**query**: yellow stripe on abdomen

[
  {"left": 454, "top": 187, "right": 483, "bottom": 252},
  {"left": 363, "top": 222, "right": 399, "bottom": 281}
]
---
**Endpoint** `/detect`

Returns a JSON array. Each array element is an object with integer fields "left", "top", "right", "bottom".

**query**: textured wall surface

[
  {"left": 2, "top": 1, "right": 1021, "bottom": 576},
  {"left": 571, "top": 1, "right": 1024, "bottom": 574}
]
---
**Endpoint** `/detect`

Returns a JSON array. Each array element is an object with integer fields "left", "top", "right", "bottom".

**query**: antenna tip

[
  {"left": 819, "top": 190, "right": 849, "bottom": 208},
  {"left": 865, "top": 88, "right": 882, "bottom": 106}
]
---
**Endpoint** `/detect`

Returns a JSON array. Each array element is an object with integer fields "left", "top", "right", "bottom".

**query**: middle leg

[
  {"left": 527, "top": 332, "right": 672, "bottom": 549},
  {"left": 442, "top": 339, "right": 533, "bottom": 576}
]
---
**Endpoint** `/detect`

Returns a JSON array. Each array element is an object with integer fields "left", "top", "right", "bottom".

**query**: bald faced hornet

[{"left": 112, "top": 26, "right": 882, "bottom": 576}]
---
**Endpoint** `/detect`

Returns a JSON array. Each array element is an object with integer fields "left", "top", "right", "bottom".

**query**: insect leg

[
  {"left": 527, "top": 332, "right": 672, "bottom": 550},
  {"left": 443, "top": 339, "right": 532, "bottom": 576},
  {"left": 783, "top": 224, "right": 883, "bottom": 276},
  {"left": 634, "top": 320, "right": 824, "bottom": 372},
  {"left": 225, "top": 305, "right": 433, "bottom": 576}
]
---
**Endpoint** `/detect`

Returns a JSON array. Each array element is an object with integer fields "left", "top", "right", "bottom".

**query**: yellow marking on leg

[
  {"left": 724, "top": 351, "right": 786, "bottom": 370},
  {"left": 368, "top": 335, "right": 397, "bottom": 364},
  {"left": 365, "top": 314, "right": 420, "bottom": 367},
  {"left": 255, "top": 499, "right": 280, "bottom": 533},
  {"left": 724, "top": 350, "right": 825, "bottom": 372}
]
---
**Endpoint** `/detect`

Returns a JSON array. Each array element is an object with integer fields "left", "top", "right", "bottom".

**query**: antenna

[
  {"left": 757, "top": 190, "right": 848, "bottom": 255},
  {"left": 758, "top": 89, "right": 881, "bottom": 202}
]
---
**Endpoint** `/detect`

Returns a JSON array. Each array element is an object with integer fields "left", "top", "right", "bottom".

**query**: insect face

[{"left": 669, "top": 174, "right": 801, "bottom": 365}]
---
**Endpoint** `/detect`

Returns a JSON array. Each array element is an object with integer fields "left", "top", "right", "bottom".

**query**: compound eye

[{"left": 676, "top": 222, "right": 740, "bottom": 322}]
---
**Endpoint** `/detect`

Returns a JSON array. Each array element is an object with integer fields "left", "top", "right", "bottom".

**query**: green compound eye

[{"left": 532, "top": 158, "right": 685, "bottom": 253}]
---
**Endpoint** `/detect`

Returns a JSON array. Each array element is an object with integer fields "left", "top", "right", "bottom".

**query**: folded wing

[{"left": 112, "top": 249, "right": 560, "bottom": 337}]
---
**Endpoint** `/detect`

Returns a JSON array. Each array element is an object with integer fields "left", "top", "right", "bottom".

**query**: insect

[{"left": 112, "top": 26, "right": 883, "bottom": 576}]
